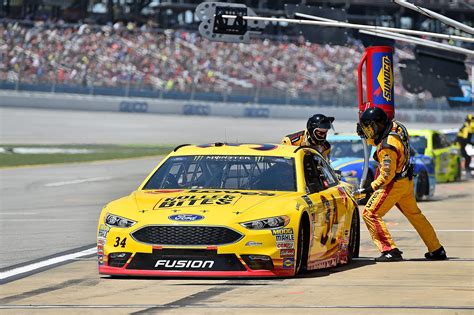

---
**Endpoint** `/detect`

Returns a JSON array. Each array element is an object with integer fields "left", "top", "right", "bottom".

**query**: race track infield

[{"left": 1, "top": 180, "right": 473, "bottom": 315}]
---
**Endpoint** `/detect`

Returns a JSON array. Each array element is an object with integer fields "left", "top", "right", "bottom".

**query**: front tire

[
  {"left": 295, "top": 216, "right": 309, "bottom": 274},
  {"left": 348, "top": 206, "right": 360, "bottom": 262}
]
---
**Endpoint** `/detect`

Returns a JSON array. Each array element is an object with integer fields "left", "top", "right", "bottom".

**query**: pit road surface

[{"left": 0, "top": 107, "right": 472, "bottom": 314}]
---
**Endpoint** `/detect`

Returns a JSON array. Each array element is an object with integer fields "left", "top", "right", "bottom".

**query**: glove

[{"left": 356, "top": 123, "right": 365, "bottom": 138}]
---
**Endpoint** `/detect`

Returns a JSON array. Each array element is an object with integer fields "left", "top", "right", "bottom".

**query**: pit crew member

[
  {"left": 356, "top": 107, "right": 447, "bottom": 262},
  {"left": 281, "top": 114, "right": 335, "bottom": 160}
]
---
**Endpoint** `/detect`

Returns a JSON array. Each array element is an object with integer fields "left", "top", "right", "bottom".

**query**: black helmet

[
  {"left": 359, "top": 107, "right": 392, "bottom": 145},
  {"left": 307, "top": 114, "right": 335, "bottom": 141}
]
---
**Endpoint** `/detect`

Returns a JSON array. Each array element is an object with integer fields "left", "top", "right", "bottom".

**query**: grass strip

[{"left": 0, "top": 144, "right": 174, "bottom": 168}]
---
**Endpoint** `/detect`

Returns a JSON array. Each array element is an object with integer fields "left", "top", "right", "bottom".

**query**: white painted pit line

[{"left": 0, "top": 247, "right": 96, "bottom": 281}]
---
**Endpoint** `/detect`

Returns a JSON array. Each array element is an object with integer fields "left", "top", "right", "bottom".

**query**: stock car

[
  {"left": 409, "top": 129, "right": 461, "bottom": 183},
  {"left": 328, "top": 135, "right": 435, "bottom": 202},
  {"left": 443, "top": 128, "right": 474, "bottom": 173},
  {"left": 97, "top": 143, "right": 360, "bottom": 277}
]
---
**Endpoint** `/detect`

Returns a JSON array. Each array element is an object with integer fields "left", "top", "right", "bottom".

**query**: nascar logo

[{"left": 376, "top": 56, "right": 393, "bottom": 102}]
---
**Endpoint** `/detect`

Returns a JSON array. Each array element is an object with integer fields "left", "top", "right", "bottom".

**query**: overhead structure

[{"left": 394, "top": 0, "right": 474, "bottom": 35}]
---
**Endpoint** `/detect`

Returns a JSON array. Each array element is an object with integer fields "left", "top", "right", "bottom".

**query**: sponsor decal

[
  {"left": 119, "top": 101, "right": 148, "bottom": 113},
  {"left": 98, "top": 255, "right": 104, "bottom": 265},
  {"left": 275, "top": 234, "right": 294, "bottom": 242},
  {"left": 382, "top": 155, "right": 391, "bottom": 179},
  {"left": 98, "top": 224, "right": 110, "bottom": 238},
  {"left": 282, "top": 258, "right": 295, "bottom": 269},
  {"left": 168, "top": 214, "right": 204, "bottom": 222},
  {"left": 156, "top": 194, "right": 237, "bottom": 208},
  {"left": 145, "top": 189, "right": 184, "bottom": 194},
  {"left": 308, "top": 257, "right": 337, "bottom": 270},
  {"left": 155, "top": 259, "right": 214, "bottom": 269},
  {"left": 375, "top": 56, "right": 393, "bottom": 102},
  {"left": 245, "top": 241, "right": 263, "bottom": 247},
  {"left": 244, "top": 107, "right": 270, "bottom": 118},
  {"left": 183, "top": 104, "right": 210, "bottom": 116},
  {"left": 276, "top": 242, "right": 294, "bottom": 249},
  {"left": 188, "top": 189, "right": 276, "bottom": 196},
  {"left": 295, "top": 202, "right": 301, "bottom": 211},
  {"left": 97, "top": 244, "right": 104, "bottom": 255},
  {"left": 271, "top": 228, "right": 293, "bottom": 235},
  {"left": 280, "top": 249, "right": 295, "bottom": 257}
]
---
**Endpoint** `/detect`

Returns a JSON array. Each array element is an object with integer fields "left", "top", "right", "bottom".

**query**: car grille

[{"left": 131, "top": 225, "right": 243, "bottom": 246}]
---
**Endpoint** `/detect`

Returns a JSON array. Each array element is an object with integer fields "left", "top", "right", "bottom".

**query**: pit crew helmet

[
  {"left": 359, "top": 107, "right": 392, "bottom": 145},
  {"left": 307, "top": 114, "right": 335, "bottom": 142}
]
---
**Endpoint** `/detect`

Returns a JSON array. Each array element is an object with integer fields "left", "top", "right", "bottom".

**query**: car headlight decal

[
  {"left": 105, "top": 214, "right": 136, "bottom": 228},
  {"left": 240, "top": 216, "right": 290, "bottom": 230}
]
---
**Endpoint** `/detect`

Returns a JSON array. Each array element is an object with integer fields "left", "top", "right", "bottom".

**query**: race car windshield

[
  {"left": 410, "top": 136, "right": 427, "bottom": 155},
  {"left": 331, "top": 140, "right": 365, "bottom": 159},
  {"left": 143, "top": 155, "right": 297, "bottom": 191}
]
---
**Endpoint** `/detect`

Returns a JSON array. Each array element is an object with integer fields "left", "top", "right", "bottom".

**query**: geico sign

[
  {"left": 154, "top": 259, "right": 215, "bottom": 269},
  {"left": 119, "top": 101, "right": 148, "bottom": 113}
]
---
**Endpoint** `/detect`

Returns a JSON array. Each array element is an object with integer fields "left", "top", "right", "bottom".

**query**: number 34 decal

[{"left": 113, "top": 237, "right": 127, "bottom": 248}]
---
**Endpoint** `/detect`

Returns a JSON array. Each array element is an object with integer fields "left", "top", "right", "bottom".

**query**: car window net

[{"left": 143, "top": 155, "right": 297, "bottom": 191}]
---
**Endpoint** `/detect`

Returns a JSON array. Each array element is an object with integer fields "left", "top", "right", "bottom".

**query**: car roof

[
  {"left": 170, "top": 143, "right": 301, "bottom": 157},
  {"left": 409, "top": 129, "right": 436, "bottom": 136},
  {"left": 327, "top": 134, "right": 360, "bottom": 141}
]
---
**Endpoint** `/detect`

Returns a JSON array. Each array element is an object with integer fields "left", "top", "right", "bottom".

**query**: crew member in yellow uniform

[
  {"left": 356, "top": 107, "right": 447, "bottom": 262},
  {"left": 457, "top": 114, "right": 474, "bottom": 179},
  {"left": 281, "top": 114, "right": 334, "bottom": 160}
]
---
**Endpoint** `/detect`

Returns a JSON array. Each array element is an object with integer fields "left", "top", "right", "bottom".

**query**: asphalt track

[{"left": 0, "top": 107, "right": 473, "bottom": 314}]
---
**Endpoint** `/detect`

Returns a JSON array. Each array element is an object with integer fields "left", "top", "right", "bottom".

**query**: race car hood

[
  {"left": 331, "top": 157, "right": 363, "bottom": 170},
  {"left": 122, "top": 189, "right": 298, "bottom": 222}
]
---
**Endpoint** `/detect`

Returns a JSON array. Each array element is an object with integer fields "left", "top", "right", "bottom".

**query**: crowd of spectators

[{"left": 0, "top": 20, "right": 445, "bottom": 105}]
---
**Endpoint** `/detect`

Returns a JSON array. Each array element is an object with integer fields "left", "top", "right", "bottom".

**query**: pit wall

[{"left": 0, "top": 90, "right": 468, "bottom": 124}]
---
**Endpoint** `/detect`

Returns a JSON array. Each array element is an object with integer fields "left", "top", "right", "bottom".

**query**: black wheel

[
  {"left": 415, "top": 171, "right": 428, "bottom": 201},
  {"left": 295, "top": 216, "right": 309, "bottom": 274},
  {"left": 358, "top": 171, "right": 374, "bottom": 205},
  {"left": 348, "top": 206, "right": 360, "bottom": 262},
  {"left": 455, "top": 158, "right": 462, "bottom": 182}
]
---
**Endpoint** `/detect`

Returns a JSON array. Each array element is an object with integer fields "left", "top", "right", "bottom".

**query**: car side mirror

[{"left": 334, "top": 169, "right": 342, "bottom": 179}]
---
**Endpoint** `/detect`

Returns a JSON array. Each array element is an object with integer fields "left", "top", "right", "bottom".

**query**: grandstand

[{"left": 0, "top": 1, "right": 472, "bottom": 110}]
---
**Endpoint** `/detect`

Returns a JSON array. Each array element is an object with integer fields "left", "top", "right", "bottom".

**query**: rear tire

[
  {"left": 415, "top": 171, "right": 428, "bottom": 201},
  {"left": 295, "top": 216, "right": 309, "bottom": 274},
  {"left": 348, "top": 206, "right": 360, "bottom": 262}
]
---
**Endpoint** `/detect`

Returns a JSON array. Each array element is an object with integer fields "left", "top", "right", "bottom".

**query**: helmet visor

[
  {"left": 312, "top": 128, "right": 329, "bottom": 140},
  {"left": 360, "top": 122, "right": 376, "bottom": 140}
]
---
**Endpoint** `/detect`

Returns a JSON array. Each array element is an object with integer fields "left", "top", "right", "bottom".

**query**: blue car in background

[{"left": 328, "top": 135, "right": 435, "bottom": 203}]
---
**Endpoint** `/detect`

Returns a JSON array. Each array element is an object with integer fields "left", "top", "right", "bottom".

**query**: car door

[{"left": 302, "top": 150, "right": 348, "bottom": 266}]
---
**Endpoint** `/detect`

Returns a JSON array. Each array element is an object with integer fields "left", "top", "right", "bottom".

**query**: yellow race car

[
  {"left": 97, "top": 143, "right": 360, "bottom": 277},
  {"left": 409, "top": 129, "right": 461, "bottom": 183}
]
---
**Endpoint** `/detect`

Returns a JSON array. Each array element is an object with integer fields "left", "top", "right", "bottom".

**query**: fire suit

[
  {"left": 363, "top": 121, "right": 442, "bottom": 253},
  {"left": 281, "top": 130, "right": 331, "bottom": 160},
  {"left": 457, "top": 117, "right": 474, "bottom": 176}
]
